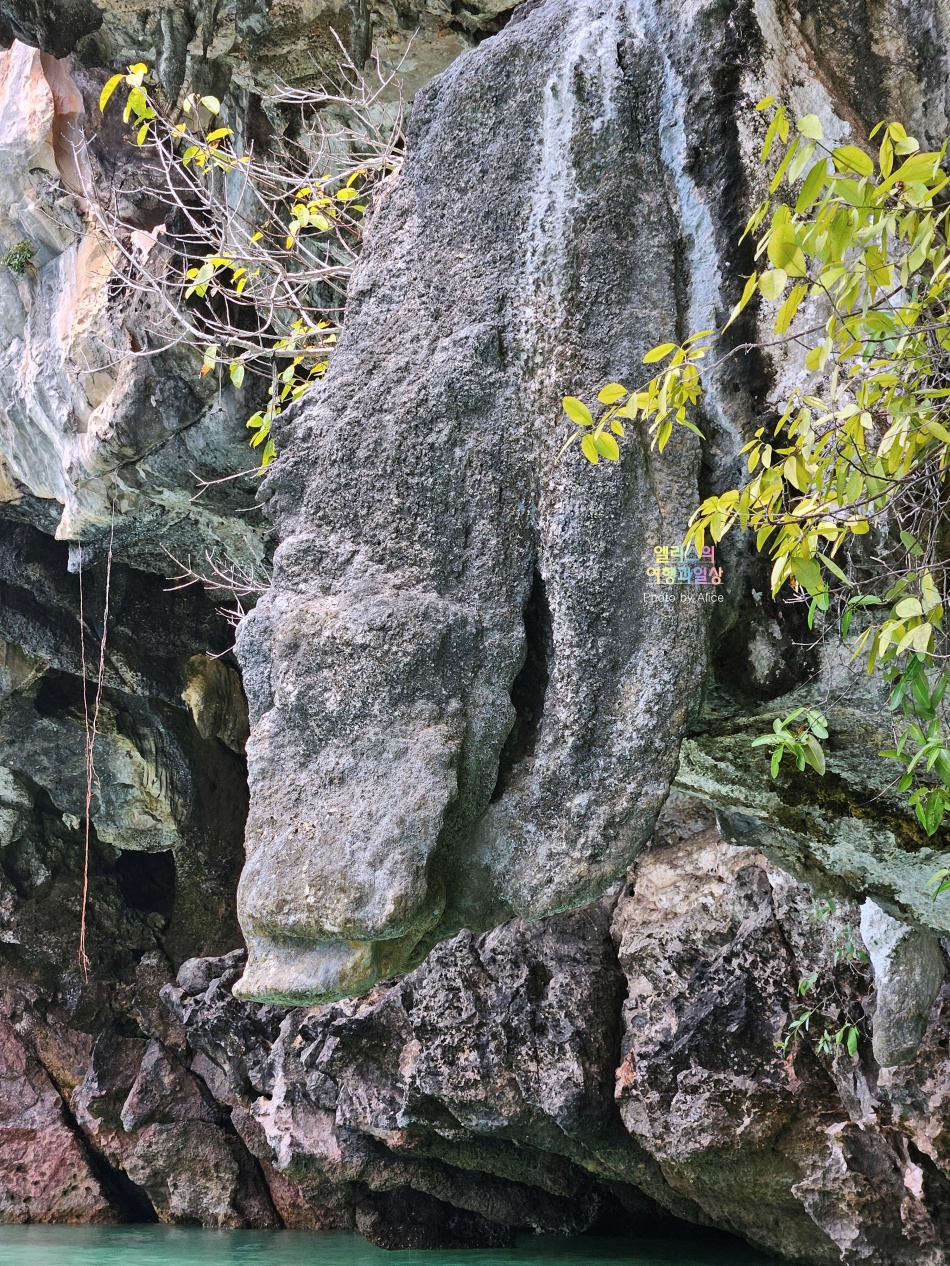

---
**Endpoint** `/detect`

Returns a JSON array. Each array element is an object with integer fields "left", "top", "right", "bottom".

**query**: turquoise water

[{"left": 0, "top": 1227, "right": 771, "bottom": 1266}]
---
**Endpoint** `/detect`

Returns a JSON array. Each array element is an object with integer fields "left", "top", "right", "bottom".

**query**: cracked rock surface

[{"left": 3, "top": 797, "right": 950, "bottom": 1263}]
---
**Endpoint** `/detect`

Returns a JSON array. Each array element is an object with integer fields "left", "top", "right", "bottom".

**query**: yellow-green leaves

[
  {"left": 796, "top": 114, "right": 823, "bottom": 141},
  {"left": 563, "top": 397, "right": 594, "bottom": 427},
  {"left": 795, "top": 159, "right": 826, "bottom": 213},
  {"left": 579, "top": 430, "right": 620, "bottom": 464},
  {"left": 99, "top": 74, "right": 124, "bottom": 113},
  {"left": 598, "top": 382, "right": 628, "bottom": 404},
  {"left": 100, "top": 63, "right": 156, "bottom": 141},
  {"left": 594, "top": 432, "right": 620, "bottom": 460},
  {"left": 759, "top": 268, "right": 787, "bottom": 300},
  {"left": 725, "top": 271, "right": 759, "bottom": 328},
  {"left": 759, "top": 100, "right": 788, "bottom": 162},
  {"left": 561, "top": 334, "right": 711, "bottom": 464},
  {"left": 766, "top": 221, "right": 806, "bottom": 276},
  {"left": 643, "top": 342, "right": 676, "bottom": 363},
  {"left": 99, "top": 62, "right": 148, "bottom": 113},
  {"left": 565, "top": 392, "right": 620, "bottom": 465},
  {"left": 200, "top": 344, "right": 218, "bottom": 377},
  {"left": 563, "top": 98, "right": 950, "bottom": 771},
  {"left": 832, "top": 145, "right": 874, "bottom": 177}
]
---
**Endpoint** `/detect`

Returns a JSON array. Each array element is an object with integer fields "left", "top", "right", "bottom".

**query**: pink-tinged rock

[
  {"left": 0, "top": 1008, "right": 118, "bottom": 1223},
  {"left": 122, "top": 1120, "right": 278, "bottom": 1228}
]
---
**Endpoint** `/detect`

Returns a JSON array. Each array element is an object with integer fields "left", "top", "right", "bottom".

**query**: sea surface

[{"left": 0, "top": 1226, "right": 772, "bottom": 1266}]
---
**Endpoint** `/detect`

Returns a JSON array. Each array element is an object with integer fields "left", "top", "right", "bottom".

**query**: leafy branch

[
  {"left": 93, "top": 52, "right": 404, "bottom": 466},
  {"left": 563, "top": 101, "right": 950, "bottom": 837},
  {"left": 751, "top": 706, "right": 829, "bottom": 777}
]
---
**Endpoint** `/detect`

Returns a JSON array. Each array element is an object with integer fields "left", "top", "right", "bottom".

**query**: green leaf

[
  {"left": 581, "top": 434, "right": 599, "bottom": 464},
  {"left": 200, "top": 95, "right": 221, "bottom": 115},
  {"left": 816, "top": 551, "right": 850, "bottom": 587},
  {"left": 230, "top": 362, "right": 245, "bottom": 389},
  {"left": 892, "top": 152, "right": 942, "bottom": 183},
  {"left": 678, "top": 419, "right": 707, "bottom": 440},
  {"left": 832, "top": 145, "right": 874, "bottom": 177},
  {"left": 725, "top": 272, "right": 759, "bottom": 329},
  {"left": 795, "top": 160, "right": 826, "bottom": 212},
  {"left": 99, "top": 73, "right": 124, "bottom": 113},
  {"left": 894, "top": 597, "right": 923, "bottom": 619},
  {"left": 921, "top": 572, "right": 941, "bottom": 612},
  {"left": 760, "top": 268, "right": 787, "bottom": 300},
  {"left": 767, "top": 227, "right": 807, "bottom": 277},
  {"left": 563, "top": 397, "right": 594, "bottom": 428},
  {"left": 846, "top": 1026, "right": 859, "bottom": 1057},
  {"left": 788, "top": 140, "right": 816, "bottom": 184},
  {"left": 790, "top": 557, "right": 823, "bottom": 594},
  {"left": 594, "top": 432, "right": 620, "bottom": 461},
  {"left": 643, "top": 342, "right": 677, "bottom": 364},
  {"left": 809, "top": 714, "right": 829, "bottom": 740},
  {"left": 802, "top": 734, "right": 826, "bottom": 775},
  {"left": 123, "top": 86, "right": 148, "bottom": 123},
  {"left": 797, "top": 114, "right": 823, "bottom": 140},
  {"left": 597, "top": 383, "right": 628, "bottom": 404}
]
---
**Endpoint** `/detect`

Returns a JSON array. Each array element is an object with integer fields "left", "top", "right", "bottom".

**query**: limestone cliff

[
  {"left": 235, "top": 0, "right": 950, "bottom": 1003},
  {"left": 2, "top": 0, "right": 950, "bottom": 1261}
]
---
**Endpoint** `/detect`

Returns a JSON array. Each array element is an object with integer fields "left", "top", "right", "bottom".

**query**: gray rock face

[
  {"left": 233, "top": 0, "right": 950, "bottom": 1004},
  {"left": 4, "top": 0, "right": 950, "bottom": 1256},
  {"left": 0, "top": 0, "right": 521, "bottom": 98},
  {"left": 676, "top": 688, "right": 950, "bottom": 937},
  {"left": 234, "top": 0, "right": 726, "bottom": 1003},
  {"left": 861, "top": 900, "right": 946, "bottom": 1067},
  {"left": 0, "top": 42, "right": 271, "bottom": 581},
  {"left": 0, "top": 521, "right": 249, "bottom": 962}
]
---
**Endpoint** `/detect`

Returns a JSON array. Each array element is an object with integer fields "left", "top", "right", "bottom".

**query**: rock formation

[
  {"left": 235, "top": 0, "right": 950, "bottom": 1003},
  {"left": 2, "top": 0, "right": 950, "bottom": 1261},
  {"left": 234, "top": 0, "right": 715, "bottom": 1003},
  {"left": 5, "top": 793, "right": 950, "bottom": 1263}
]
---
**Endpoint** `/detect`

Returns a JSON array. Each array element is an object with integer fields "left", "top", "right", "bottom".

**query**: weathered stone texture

[
  {"left": 229, "top": 0, "right": 950, "bottom": 1005},
  {"left": 4, "top": 798, "right": 949, "bottom": 1261},
  {"left": 234, "top": 0, "right": 722, "bottom": 1004},
  {"left": 2, "top": 0, "right": 950, "bottom": 1258}
]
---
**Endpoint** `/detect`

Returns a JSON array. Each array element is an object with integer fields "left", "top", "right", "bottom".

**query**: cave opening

[{"left": 115, "top": 848, "right": 176, "bottom": 919}]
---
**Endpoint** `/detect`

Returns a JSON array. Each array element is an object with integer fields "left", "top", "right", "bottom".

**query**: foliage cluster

[
  {"left": 2, "top": 240, "right": 35, "bottom": 276},
  {"left": 751, "top": 706, "right": 828, "bottom": 776},
  {"left": 96, "top": 57, "right": 403, "bottom": 465},
  {"left": 776, "top": 899, "right": 868, "bottom": 1060},
  {"left": 564, "top": 101, "right": 950, "bottom": 840}
]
